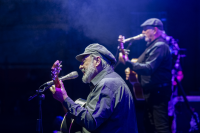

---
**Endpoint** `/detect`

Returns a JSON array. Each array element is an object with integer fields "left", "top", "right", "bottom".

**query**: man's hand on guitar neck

[{"left": 49, "top": 80, "right": 68, "bottom": 103}]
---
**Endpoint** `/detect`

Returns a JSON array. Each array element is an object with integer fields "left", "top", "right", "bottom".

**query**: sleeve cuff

[
  {"left": 62, "top": 97, "right": 75, "bottom": 110},
  {"left": 125, "top": 60, "right": 134, "bottom": 70},
  {"left": 62, "top": 97, "right": 76, "bottom": 118}
]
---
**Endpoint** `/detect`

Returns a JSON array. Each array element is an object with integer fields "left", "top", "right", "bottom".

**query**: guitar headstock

[
  {"left": 51, "top": 60, "right": 62, "bottom": 88},
  {"left": 118, "top": 35, "right": 125, "bottom": 41},
  {"left": 118, "top": 35, "right": 126, "bottom": 55}
]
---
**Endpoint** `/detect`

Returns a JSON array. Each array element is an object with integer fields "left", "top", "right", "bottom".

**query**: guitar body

[
  {"left": 128, "top": 70, "right": 144, "bottom": 100},
  {"left": 118, "top": 36, "right": 144, "bottom": 100},
  {"left": 60, "top": 98, "right": 87, "bottom": 133},
  {"left": 132, "top": 81, "right": 144, "bottom": 100},
  {"left": 60, "top": 115, "right": 82, "bottom": 133},
  {"left": 129, "top": 59, "right": 144, "bottom": 100}
]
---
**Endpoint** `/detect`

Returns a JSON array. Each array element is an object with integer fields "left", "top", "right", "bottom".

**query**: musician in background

[
  {"left": 162, "top": 31, "right": 184, "bottom": 132},
  {"left": 168, "top": 70, "right": 184, "bottom": 132},
  {"left": 50, "top": 43, "right": 138, "bottom": 133},
  {"left": 118, "top": 18, "right": 172, "bottom": 133}
]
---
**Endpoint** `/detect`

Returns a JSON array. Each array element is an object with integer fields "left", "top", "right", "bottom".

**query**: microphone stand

[
  {"left": 175, "top": 77, "right": 200, "bottom": 131},
  {"left": 168, "top": 37, "right": 200, "bottom": 131},
  {"left": 28, "top": 84, "right": 52, "bottom": 133}
]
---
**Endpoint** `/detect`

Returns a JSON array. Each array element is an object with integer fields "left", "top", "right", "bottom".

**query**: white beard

[
  {"left": 144, "top": 36, "right": 150, "bottom": 42},
  {"left": 82, "top": 60, "right": 96, "bottom": 83}
]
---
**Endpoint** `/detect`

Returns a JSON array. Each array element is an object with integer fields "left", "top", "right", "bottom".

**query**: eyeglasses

[{"left": 142, "top": 26, "right": 155, "bottom": 31}]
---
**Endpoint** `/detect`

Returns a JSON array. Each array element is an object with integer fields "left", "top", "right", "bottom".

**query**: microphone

[
  {"left": 123, "top": 34, "right": 144, "bottom": 43},
  {"left": 46, "top": 71, "right": 78, "bottom": 86}
]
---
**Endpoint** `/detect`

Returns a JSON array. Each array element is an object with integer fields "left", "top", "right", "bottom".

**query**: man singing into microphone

[
  {"left": 50, "top": 43, "right": 138, "bottom": 133},
  {"left": 118, "top": 18, "right": 172, "bottom": 133}
]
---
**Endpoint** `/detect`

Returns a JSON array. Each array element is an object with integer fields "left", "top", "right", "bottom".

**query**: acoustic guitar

[
  {"left": 51, "top": 60, "right": 87, "bottom": 133},
  {"left": 60, "top": 98, "right": 86, "bottom": 133},
  {"left": 118, "top": 35, "right": 144, "bottom": 100}
]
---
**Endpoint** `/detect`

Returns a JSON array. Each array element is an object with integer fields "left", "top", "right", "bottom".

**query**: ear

[
  {"left": 95, "top": 56, "right": 101, "bottom": 67},
  {"left": 154, "top": 27, "right": 158, "bottom": 34}
]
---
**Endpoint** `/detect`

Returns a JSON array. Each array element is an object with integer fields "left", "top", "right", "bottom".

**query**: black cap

[
  {"left": 76, "top": 43, "right": 117, "bottom": 66},
  {"left": 141, "top": 18, "right": 163, "bottom": 30}
]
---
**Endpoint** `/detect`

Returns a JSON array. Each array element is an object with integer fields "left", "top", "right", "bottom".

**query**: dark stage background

[{"left": 0, "top": 0, "right": 200, "bottom": 133}]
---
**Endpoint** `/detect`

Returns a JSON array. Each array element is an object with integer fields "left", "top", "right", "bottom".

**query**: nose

[
  {"left": 79, "top": 64, "right": 83, "bottom": 70},
  {"left": 142, "top": 30, "right": 145, "bottom": 34}
]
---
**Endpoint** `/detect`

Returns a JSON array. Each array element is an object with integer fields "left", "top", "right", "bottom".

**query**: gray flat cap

[
  {"left": 76, "top": 43, "right": 116, "bottom": 66},
  {"left": 141, "top": 18, "right": 163, "bottom": 30}
]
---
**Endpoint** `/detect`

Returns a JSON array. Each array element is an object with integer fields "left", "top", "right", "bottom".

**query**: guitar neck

[
  {"left": 120, "top": 42, "right": 126, "bottom": 55},
  {"left": 54, "top": 77, "right": 61, "bottom": 88}
]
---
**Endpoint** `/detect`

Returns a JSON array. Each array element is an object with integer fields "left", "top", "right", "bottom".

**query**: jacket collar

[
  {"left": 146, "top": 36, "right": 163, "bottom": 47},
  {"left": 89, "top": 66, "right": 113, "bottom": 89}
]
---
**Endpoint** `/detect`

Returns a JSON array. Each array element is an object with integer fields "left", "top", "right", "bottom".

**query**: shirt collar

[
  {"left": 146, "top": 36, "right": 163, "bottom": 47},
  {"left": 89, "top": 66, "right": 114, "bottom": 88}
]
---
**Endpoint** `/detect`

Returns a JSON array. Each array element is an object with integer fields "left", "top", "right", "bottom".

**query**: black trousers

[{"left": 143, "top": 85, "right": 172, "bottom": 133}]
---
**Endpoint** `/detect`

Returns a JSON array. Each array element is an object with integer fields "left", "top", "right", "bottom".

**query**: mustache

[{"left": 81, "top": 68, "right": 85, "bottom": 73}]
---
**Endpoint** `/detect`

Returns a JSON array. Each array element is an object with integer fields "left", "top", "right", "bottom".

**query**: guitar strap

[{"left": 136, "top": 49, "right": 146, "bottom": 84}]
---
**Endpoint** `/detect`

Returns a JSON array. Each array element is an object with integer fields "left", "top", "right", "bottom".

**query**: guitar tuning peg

[
  {"left": 52, "top": 71, "right": 57, "bottom": 75},
  {"left": 124, "top": 49, "right": 130, "bottom": 52},
  {"left": 124, "top": 49, "right": 130, "bottom": 54},
  {"left": 125, "top": 51, "right": 130, "bottom": 55},
  {"left": 51, "top": 73, "right": 55, "bottom": 77}
]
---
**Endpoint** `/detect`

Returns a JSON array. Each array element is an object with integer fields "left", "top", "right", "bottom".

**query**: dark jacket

[
  {"left": 126, "top": 36, "right": 172, "bottom": 88},
  {"left": 63, "top": 66, "right": 138, "bottom": 133}
]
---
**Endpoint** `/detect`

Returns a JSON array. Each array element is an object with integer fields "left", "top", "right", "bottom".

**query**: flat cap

[
  {"left": 141, "top": 18, "right": 163, "bottom": 30},
  {"left": 76, "top": 43, "right": 117, "bottom": 66}
]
